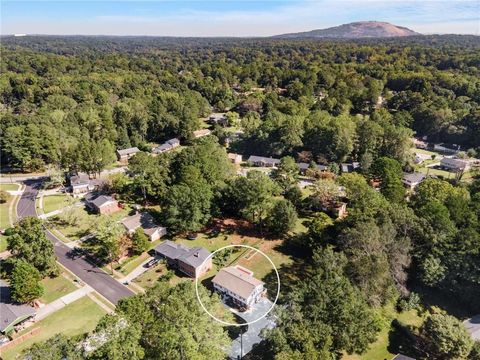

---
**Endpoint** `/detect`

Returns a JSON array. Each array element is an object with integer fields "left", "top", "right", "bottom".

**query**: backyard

[
  {"left": 42, "top": 194, "right": 72, "bottom": 214},
  {"left": 2, "top": 297, "right": 106, "bottom": 360}
]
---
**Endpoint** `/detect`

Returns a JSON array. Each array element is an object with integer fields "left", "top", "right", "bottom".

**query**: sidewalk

[{"left": 35, "top": 285, "right": 93, "bottom": 321}]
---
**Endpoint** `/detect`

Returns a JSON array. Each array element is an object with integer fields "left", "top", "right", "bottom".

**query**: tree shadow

[{"left": 386, "top": 319, "right": 420, "bottom": 359}]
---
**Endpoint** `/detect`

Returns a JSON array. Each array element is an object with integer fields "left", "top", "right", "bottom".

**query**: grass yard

[
  {"left": 134, "top": 262, "right": 169, "bottom": 288},
  {"left": 42, "top": 194, "right": 72, "bottom": 214},
  {"left": 50, "top": 205, "right": 131, "bottom": 241},
  {"left": 417, "top": 166, "right": 456, "bottom": 179},
  {"left": 0, "top": 235, "right": 8, "bottom": 252},
  {"left": 343, "top": 304, "right": 425, "bottom": 360},
  {"left": 2, "top": 297, "right": 106, "bottom": 360},
  {"left": 0, "top": 183, "right": 20, "bottom": 191},
  {"left": 116, "top": 239, "right": 162, "bottom": 275},
  {"left": 40, "top": 274, "right": 77, "bottom": 304},
  {"left": 0, "top": 192, "right": 17, "bottom": 229}
]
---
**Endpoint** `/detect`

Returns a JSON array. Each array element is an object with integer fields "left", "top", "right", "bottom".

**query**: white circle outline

[{"left": 195, "top": 244, "right": 280, "bottom": 327}]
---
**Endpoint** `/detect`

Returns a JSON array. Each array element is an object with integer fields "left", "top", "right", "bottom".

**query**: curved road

[{"left": 17, "top": 180, "right": 133, "bottom": 305}]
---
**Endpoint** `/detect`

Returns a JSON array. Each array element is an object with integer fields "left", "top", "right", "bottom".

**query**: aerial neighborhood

[{"left": 0, "top": 15, "right": 480, "bottom": 360}]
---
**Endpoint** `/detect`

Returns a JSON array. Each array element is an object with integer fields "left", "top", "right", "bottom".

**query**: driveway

[
  {"left": 17, "top": 179, "right": 134, "bottom": 305},
  {"left": 229, "top": 298, "right": 276, "bottom": 359}
]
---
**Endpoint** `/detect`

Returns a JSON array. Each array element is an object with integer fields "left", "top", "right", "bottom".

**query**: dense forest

[
  {"left": 1, "top": 35, "right": 480, "bottom": 360},
  {"left": 1, "top": 35, "right": 479, "bottom": 171}
]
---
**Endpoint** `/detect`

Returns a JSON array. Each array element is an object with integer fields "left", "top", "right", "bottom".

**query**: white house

[
  {"left": 402, "top": 172, "right": 426, "bottom": 190},
  {"left": 440, "top": 157, "right": 471, "bottom": 172},
  {"left": 212, "top": 265, "right": 265, "bottom": 309},
  {"left": 121, "top": 212, "right": 167, "bottom": 241}
]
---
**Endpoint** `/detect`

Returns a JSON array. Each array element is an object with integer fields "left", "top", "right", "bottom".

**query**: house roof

[
  {"left": 297, "top": 162, "right": 327, "bottom": 171},
  {"left": 392, "top": 355, "right": 416, "bottom": 360},
  {"left": 247, "top": 155, "right": 281, "bottom": 165},
  {"left": 153, "top": 143, "right": 174, "bottom": 153},
  {"left": 212, "top": 266, "right": 264, "bottom": 300},
  {"left": 116, "top": 147, "right": 140, "bottom": 156},
  {"left": 0, "top": 280, "right": 36, "bottom": 332},
  {"left": 193, "top": 129, "right": 211, "bottom": 137},
  {"left": 464, "top": 315, "right": 480, "bottom": 340},
  {"left": 341, "top": 162, "right": 360, "bottom": 173},
  {"left": 153, "top": 240, "right": 210, "bottom": 268},
  {"left": 228, "top": 153, "right": 242, "bottom": 160},
  {"left": 86, "top": 194, "right": 116, "bottom": 208},
  {"left": 402, "top": 172, "right": 426, "bottom": 184},
  {"left": 121, "top": 212, "right": 159, "bottom": 232},
  {"left": 70, "top": 174, "right": 90, "bottom": 186}
]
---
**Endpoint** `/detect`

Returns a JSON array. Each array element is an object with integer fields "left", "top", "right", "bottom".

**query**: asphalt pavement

[{"left": 16, "top": 179, "right": 134, "bottom": 305}]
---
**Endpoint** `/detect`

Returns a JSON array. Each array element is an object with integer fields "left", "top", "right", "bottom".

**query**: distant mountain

[{"left": 273, "top": 21, "right": 420, "bottom": 39}]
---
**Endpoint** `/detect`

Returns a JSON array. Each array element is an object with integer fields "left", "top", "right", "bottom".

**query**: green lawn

[
  {"left": 417, "top": 166, "right": 456, "bottom": 179},
  {"left": 2, "top": 297, "right": 106, "bottom": 360},
  {"left": 0, "top": 192, "right": 17, "bottom": 229},
  {"left": 116, "top": 239, "right": 162, "bottom": 275},
  {"left": 343, "top": 304, "right": 425, "bottom": 360},
  {"left": 40, "top": 274, "right": 77, "bottom": 304},
  {"left": 50, "top": 205, "right": 131, "bottom": 241},
  {"left": 0, "top": 235, "right": 8, "bottom": 252},
  {"left": 43, "top": 194, "right": 72, "bottom": 214},
  {"left": 0, "top": 183, "right": 20, "bottom": 191},
  {"left": 134, "top": 262, "right": 169, "bottom": 288}
]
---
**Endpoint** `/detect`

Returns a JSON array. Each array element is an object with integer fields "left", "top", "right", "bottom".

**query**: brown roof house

[
  {"left": 153, "top": 240, "right": 212, "bottom": 278},
  {"left": 228, "top": 153, "right": 243, "bottom": 165},
  {"left": 0, "top": 280, "right": 36, "bottom": 334},
  {"left": 193, "top": 129, "right": 212, "bottom": 138},
  {"left": 85, "top": 194, "right": 120, "bottom": 215},
  {"left": 121, "top": 212, "right": 167, "bottom": 241},
  {"left": 116, "top": 147, "right": 140, "bottom": 163},
  {"left": 212, "top": 265, "right": 265, "bottom": 309}
]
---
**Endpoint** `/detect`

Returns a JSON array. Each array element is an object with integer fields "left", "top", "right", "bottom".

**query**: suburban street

[{"left": 16, "top": 179, "right": 134, "bottom": 305}]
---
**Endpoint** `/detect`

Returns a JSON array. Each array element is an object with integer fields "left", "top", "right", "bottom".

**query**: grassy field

[
  {"left": 134, "top": 262, "right": 170, "bottom": 288},
  {"left": 50, "top": 205, "right": 131, "bottom": 241},
  {"left": 343, "top": 304, "right": 425, "bottom": 360},
  {"left": 40, "top": 274, "right": 77, "bottom": 304},
  {"left": 0, "top": 235, "right": 8, "bottom": 252},
  {"left": 43, "top": 194, "right": 71, "bottom": 214},
  {"left": 0, "top": 183, "right": 20, "bottom": 191},
  {"left": 0, "top": 192, "right": 17, "bottom": 229},
  {"left": 2, "top": 297, "right": 106, "bottom": 360},
  {"left": 116, "top": 239, "right": 162, "bottom": 275}
]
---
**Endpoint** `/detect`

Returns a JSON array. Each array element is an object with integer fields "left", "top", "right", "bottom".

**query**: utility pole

[{"left": 240, "top": 329, "right": 243, "bottom": 359}]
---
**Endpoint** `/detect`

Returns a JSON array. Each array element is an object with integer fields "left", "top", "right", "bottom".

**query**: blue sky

[{"left": 1, "top": 1, "right": 479, "bottom": 36}]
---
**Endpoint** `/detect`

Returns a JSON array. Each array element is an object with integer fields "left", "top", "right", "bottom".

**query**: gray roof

[
  {"left": 341, "top": 162, "right": 360, "bottom": 173},
  {"left": 86, "top": 194, "right": 116, "bottom": 208},
  {"left": 297, "top": 162, "right": 327, "bottom": 171},
  {"left": 247, "top": 155, "right": 281, "bottom": 165},
  {"left": 0, "top": 280, "right": 36, "bottom": 332},
  {"left": 70, "top": 174, "right": 90, "bottom": 186},
  {"left": 464, "top": 315, "right": 480, "bottom": 340},
  {"left": 402, "top": 172, "right": 426, "bottom": 183},
  {"left": 116, "top": 147, "right": 140, "bottom": 156},
  {"left": 154, "top": 240, "right": 210, "bottom": 269},
  {"left": 121, "top": 212, "right": 159, "bottom": 232},
  {"left": 153, "top": 143, "right": 173, "bottom": 153},
  {"left": 392, "top": 355, "right": 416, "bottom": 360},
  {"left": 212, "top": 266, "right": 264, "bottom": 299}
]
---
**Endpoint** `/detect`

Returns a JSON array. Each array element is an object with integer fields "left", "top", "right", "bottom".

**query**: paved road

[{"left": 17, "top": 180, "right": 134, "bottom": 305}]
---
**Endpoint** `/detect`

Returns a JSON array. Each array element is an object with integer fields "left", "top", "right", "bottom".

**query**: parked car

[
  {"left": 187, "top": 233, "right": 198, "bottom": 240},
  {"left": 144, "top": 258, "right": 159, "bottom": 268}
]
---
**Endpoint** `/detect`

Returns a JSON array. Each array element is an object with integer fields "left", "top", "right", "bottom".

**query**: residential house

[
  {"left": 0, "top": 280, "right": 36, "bottom": 333},
  {"left": 121, "top": 212, "right": 167, "bottom": 241},
  {"left": 153, "top": 240, "right": 212, "bottom": 278},
  {"left": 340, "top": 162, "right": 360, "bottom": 173},
  {"left": 297, "top": 162, "right": 327, "bottom": 175},
  {"left": 85, "top": 194, "right": 120, "bottom": 215},
  {"left": 412, "top": 137, "right": 428, "bottom": 149},
  {"left": 69, "top": 174, "right": 104, "bottom": 196},
  {"left": 193, "top": 129, "right": 212, "bottom": 138},
  {"left": 413, "top": 152, "right": 432, "bottom": 164},
  {"left": 247, "top": 155, "right": 281, "bottom": 168},
  {"left": 207, "top": 113, "right": 228, "bottom": 126},
  {"left": 152, "top": 138, "right": 180, "bottom": 154},
  {"left": 391, "top": 355, "right": 416, "bottom": 360},
  {"left": 463, "top": 315, "right": 480, "bottom": 341},
  {"left": 116, "top": 147, "right": 140, "bottom": 162},
  {"left": 212, "top": 265, "right": 265, "bottom": 309},
  {"left": 440, "top": 157, "right": 471, "bottom": 172},
  {"left": 227, "top": 153, "right": 242, "bottom": 165},
  {"left": 433, "top": 143, "right": 460, "bottom": 154},
  {"left": 402, "top": 172, "right": 426, "bottom": 190}
]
